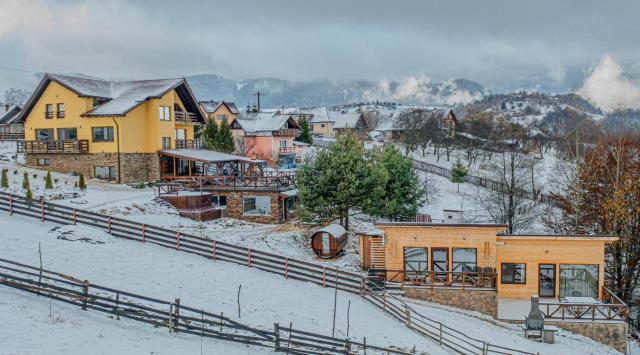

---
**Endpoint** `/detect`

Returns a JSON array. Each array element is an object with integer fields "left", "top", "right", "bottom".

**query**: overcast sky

[{"left": 0, "top": 0, "right": 639, "bottom": 93}]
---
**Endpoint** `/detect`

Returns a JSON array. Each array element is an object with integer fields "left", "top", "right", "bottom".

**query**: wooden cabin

[{"left": 311, "top": 224, "right": 348, "bottom": 259}]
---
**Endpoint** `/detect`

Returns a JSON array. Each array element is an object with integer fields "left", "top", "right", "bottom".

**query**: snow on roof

[
  {"left": 44, "top": 73, "right": 185, "bottom": 116},
  {"left": 0, "top": 105, "right": 21, "bottom": 124},
  {"left": 375, "top": 111, "right": 401, "bottom": 132},
  {"left": 280, "top": 189, "right": 298, "bottom": 197},
  {"left": 235, "top": 112, "right": 297, "bottom": 133},
  {"left": 293, "top": 141, "right": 309, "bottom": 146},
  {"left": 199, "top": 101, "right": 240, "bottom": 114},
  {"left": 330, "top": 112, "right": 363, "bottom": 129},
  {"left": 160, "top": 149, "right": 255, "bottom": 163},
  {"left": 303, "top": 107, "right": 331, "bottom": 123},
  {"left": 315, "top": 223, "right": 346, "bottom": 237}
]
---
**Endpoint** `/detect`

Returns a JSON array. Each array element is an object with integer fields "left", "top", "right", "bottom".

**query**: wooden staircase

[{"left": 370, "top": 236, "right": 386, "bottom": 269}]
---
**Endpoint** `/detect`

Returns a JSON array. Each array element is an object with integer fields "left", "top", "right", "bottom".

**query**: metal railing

[{"left": 17, "top": 140, "right": 89, "bottom": 153}]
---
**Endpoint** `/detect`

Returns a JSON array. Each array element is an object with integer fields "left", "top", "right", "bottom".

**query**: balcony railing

[
  {"left": 17, "top": 140, "right": 89, "bottom": 154},
  {"left": 273, "top": 129, "right": 301, "bottom": 137},
  {"left": 375, "top": 269, "right": 497, "bottom": 289},
  {"left": 174, "top": 111, "right": 198, "bottom": 123},
  {"left": 44, "top": 112, "right": 53, "bottom": 119},
  {"left": 539, "top": 288, "right": 628, "bottom": 322},
  {"left": 0, "top": 132, "right": 24, "bottom": 141},
  {"left": 175, "top": 139, "right": 202, "bottom": 149},
  {"left": 159, "top": 171, "right": 296, "bottom": 190},
  {"left": 56, "top": 111, "right": 65, "bottom": 118},
  {"left": 279, "top": 146, "right": 296, "bottom": 154}
]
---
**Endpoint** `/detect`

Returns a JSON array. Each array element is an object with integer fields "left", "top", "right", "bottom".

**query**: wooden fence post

[
  {"left": 284, "top": 257, "right": 288, "bottom": 279},
  {"left": 115, "top": 292, "right": 120, "bottom": 320},
  {"left": 141, "top": 224, "right": 146, "bottom": 243},
  {"left": 72, "top": 208, "right": 77, "bottom": 225},
  {"left": 8, "top": 193, "right": 13, "bottom": 215},
  {"left": 482, "top": 342, "right": 488, "bottom": 355},
  {"left": 175, "top": 231, "right": 180, "bottom": 250},
  {"left": 40, "top": 198, "right": 45, "bottom": 222},
  {"left": 274, "top": 323, "right": 280, "bottom": 350},
  {"left": 247, "top": 248, "right": 251, "bottom": 268},
  {"left": 81, "top": 280, "right": 89, "bottom": 310},
  {"left": 174, "top": 298, "right": 181, "bottom": 333},
  {"left": 168, "top": 303, "right": 174, "bottom": 333},
  {"left": 322, "top": 266, "right": 326, "bottom": 288},
  {"left": 363, "top": 337, "right": 367, "bottom": 355},
  {"left": 405, "top": 306, "right": 411, "bottom": 327},
  {"left": 212, "top": 240, "right": 216, "bottom": 260},
  {"left": 438, "top": 323, "right": 443, "bottom": 345}
]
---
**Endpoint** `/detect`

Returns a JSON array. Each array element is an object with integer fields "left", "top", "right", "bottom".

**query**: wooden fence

[
  {"left": 0, "top": 258, "right": 417, "bottom": 355},
  {"left": 0, "top": 191, "right": 537, "bottom": 355}
]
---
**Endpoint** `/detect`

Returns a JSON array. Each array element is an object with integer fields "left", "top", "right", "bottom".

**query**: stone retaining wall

[
  {"left": 403, "top": 287, "right": 498, "bottom": 318},
  {"left": 548, "top": 321, "right": 628, "bottom": 354},
  {"left": 25, "top": 153, "right": 158, "bottom": 184},
  {"left": 215, "top": 190, "right": 282, "bottom": 224}
]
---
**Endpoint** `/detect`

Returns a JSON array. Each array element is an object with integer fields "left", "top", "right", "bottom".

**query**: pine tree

[
  {"left": 296, "top": 116, "right": 313, "bottom": 145},
  {"left": 45, "top": 171, "right": 53, "bottom": 189},
  {"left": 297, "top": 131, "right": 386, "bottom": 229},
  {"left": 78, "top": 173, "right": 87, "bottom": 190},
  {"left": 363, "top": 144, "right": 424, "bottom": 220},
  {"left": 22, "top": 172, "right": 30, "bottom": 190},
  {"left": 1, "top": 169, "right": 8, "bottom": 189},
  {"left": 215, "top": 120, "right": 235, "bottom": 153},
  {"left": 201, "top": 118, "right": 218, "bottom": 150},
  {"left": 451, "top": 159, "right": 469, "bottom": 193}
]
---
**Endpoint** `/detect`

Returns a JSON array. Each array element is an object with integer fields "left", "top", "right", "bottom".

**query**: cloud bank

[{"left": 577, "top": 55, "right": 640, "bottom": 111}]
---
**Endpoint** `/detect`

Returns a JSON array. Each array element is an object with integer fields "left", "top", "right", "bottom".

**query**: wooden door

[
  {"left": 361, "top": 236, "right": 372, "bottom": 268},
  {"left": 539, "top": 264, "right": 556, "bottom": 298}
]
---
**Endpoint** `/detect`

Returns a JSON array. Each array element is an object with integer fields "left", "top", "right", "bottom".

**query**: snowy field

[{"left": 0, "top": 212, "right": 623, "bottom": 355}]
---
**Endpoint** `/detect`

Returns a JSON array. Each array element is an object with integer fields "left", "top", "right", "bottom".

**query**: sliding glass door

[{"left": 559, "top": 264, "right": 599, "bottom": 298}]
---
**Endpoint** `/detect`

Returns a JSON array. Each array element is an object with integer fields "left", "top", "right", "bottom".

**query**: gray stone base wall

[
  {"left": 403, "top": 287, "right": 498, "bottom": 318},
  {"left": 215, "top": 190, "right": 282, "bottom": 224},
  {"left": 25, "top": 153, "right": 159, "bottom": 184},
  {"left": 548, "top": 321, "right": 628, "bottom": 354}
]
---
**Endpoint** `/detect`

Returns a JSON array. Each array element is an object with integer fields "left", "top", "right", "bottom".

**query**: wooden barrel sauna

[{"left": 311, "top": 224, "right": 348, "bottom": 259}]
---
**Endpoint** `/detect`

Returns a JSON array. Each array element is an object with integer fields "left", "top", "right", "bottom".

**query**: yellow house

[
  {"left": 199, "top": 100, "right": 240, "bottom": 126},
  {"left": 17, "top": 73, "right": 206, "bottom": 183}
]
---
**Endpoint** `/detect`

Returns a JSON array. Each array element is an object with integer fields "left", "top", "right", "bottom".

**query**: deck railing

[
  {"left": 538, "top": 287, "right": 628, "bottom": 322},
  {"left": 273, "top": 129, "right": 301, "bottom": 137},
  {"left": 159, "top": 171, "right": 296, "bottom": 191},
  {"left": 279, "top": 146, "right": 296, "bottom": 154},
  {"left": 175, "top": 139, "right": 201, "bottom": 149},
  {"left": 17, "top": 140, "right": 89, "bottom": 153},
  {"left": 174, "top": 111, "right": 198, "bottom": 123},
  {"left": 0, "top": 132, "right": 24, "bottom": 141},
  {"left": 374, "top": 269, "right": 497, "bottom": 289}
]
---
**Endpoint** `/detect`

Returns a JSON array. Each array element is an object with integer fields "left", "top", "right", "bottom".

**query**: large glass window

[
  {"left": 95, "top": 166, "right": 116, "bottom": 180},
  {"left": 92, "top": 127, "right": 114, "bottom": 142},
  {"left": 404, "top": 248, "right": 428, "bottom": 274},
  {"left": 501, "top": 263, "right": 526, "bottom": 284},
  {"left": 162, "top": 137, "right": 171, "bottom": 149},
  {"left": 560, "top": 264, "right": 599, "bottom": 298},
  {"left": 452, "top": 248, "right": 477, "bottom": 273},
  {"left": 35, "top": 128, "right": 54, "bottom": 141},
  {"left": 243, "top": 196, "right": 271, "bottom": 215},
  {"left": 57, "top": 128, "right": 77, "bottom": 140}
]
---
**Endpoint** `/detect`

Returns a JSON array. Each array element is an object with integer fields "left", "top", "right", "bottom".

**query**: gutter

[{"left": 111, "top": 117, "right": 122, "bottom": 183}]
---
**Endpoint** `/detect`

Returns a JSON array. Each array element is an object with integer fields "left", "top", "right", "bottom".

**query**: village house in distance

[
  {"left": 199, "top": 100, "right": 240, "bottom": 126},
  {"left": 16, "top": 73, "right": 206, "bottom": 183}
]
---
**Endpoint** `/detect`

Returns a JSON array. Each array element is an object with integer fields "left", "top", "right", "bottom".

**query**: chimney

[{"left": 443, "top": 209, "right": 464, "bottom": 223}]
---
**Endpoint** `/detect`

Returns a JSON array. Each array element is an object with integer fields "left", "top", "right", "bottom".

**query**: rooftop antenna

[{"left": 252, "top": 91, "right": 267, "bottom": 112}]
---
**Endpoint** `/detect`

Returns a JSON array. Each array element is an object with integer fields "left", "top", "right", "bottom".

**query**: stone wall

[
  {"left": 548, "top": 321, "right": 628, "bottom": 354},
  {"left": 215, "top": 190, "right": 281, "bottom": 224},
  {"left": 25, "top": 153, "right": 158, "bottom": 184},
  {"left": 404, "top": 287, "right": 498, "bottom": 318}
]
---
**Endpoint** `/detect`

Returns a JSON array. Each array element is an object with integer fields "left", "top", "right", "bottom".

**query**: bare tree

[{"left": 3, "top": 88, "right": 31, "bottom": 106}]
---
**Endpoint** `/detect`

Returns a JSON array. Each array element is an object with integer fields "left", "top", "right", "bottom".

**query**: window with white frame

[{"left": 159, "top": 106, "right": 171, "bottom": 121}]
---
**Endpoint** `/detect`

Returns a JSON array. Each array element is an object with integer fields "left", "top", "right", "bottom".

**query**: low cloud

[
  {"left": 361, "top": 76, "right": 481, "bottom": 105},
  {"left": 577, "top": 55, "right": 640, "bottom": 111}
]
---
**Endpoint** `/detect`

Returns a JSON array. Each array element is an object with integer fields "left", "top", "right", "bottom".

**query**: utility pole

[{"left": 253, "top": 91, "right": 267, "bottom": 112}]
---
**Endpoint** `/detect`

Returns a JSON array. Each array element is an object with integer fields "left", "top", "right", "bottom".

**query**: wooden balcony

[
  {"left": 0, "top": 132, "right": 24, "bottom": 141},
  {"left": 175, "top": 139, "right": 202, "bottom": 149},
  {"left": 279, "top": 146, "right": 296, "bottom": 154},
  {"left": 17, "top": 140, "right": 89, "bottom": 154},
  {"left": 44, "top": 112, "right": 53, "bottom": 119},
  {"left": 56, "top": 111, "right": 65, "bottom": 118},
  {"left": 273, "top": 129, "right": 301, "bottom": 137},
  {"left": 174, "top": 111, "right": 198, "bottom": 123}
]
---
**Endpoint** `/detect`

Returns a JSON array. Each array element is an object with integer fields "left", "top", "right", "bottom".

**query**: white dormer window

[{"left": 159, "top": 106, "right": 170, "bottom": 121}]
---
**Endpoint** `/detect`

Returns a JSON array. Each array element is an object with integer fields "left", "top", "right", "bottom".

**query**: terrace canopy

[{"left": 159, "top": 149, "right": 264, "bottom": 180}]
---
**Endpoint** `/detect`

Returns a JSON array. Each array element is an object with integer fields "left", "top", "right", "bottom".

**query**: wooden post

[
  {"left": 439, "top": 323, "right": 443, "bottom": 345},
  {"left": 41, "top": 198, "right": 45, "bottom": 222},
  {"left": 219, "top": 312, "right": 224, "bottom": 333},
  {"left": 322, "top": 266, "right": 326, "bottom": 287},
  {"left": 363, "top": 337, "right": 367, "bottom": 355},
  {"left": 247, "top": 248, "right": 251, "bottom": 268},
  {"left": 405, "top": 306, "right": 411, "bottom": 327},
  {"left": 274, "top": 323, "right": 280, "bottom": 350},
  {"left": 176, "top": 231, "right": 180, "bottom": 250},
  {"left": 81, "top": 280, "right": 89, "bottom": 310},
  {"left": 141, "top": 224, "right": 146, "bottom": 243},
  {"left": 115, "top": 292, "right": 120, "bottom": 320},
  {"left": 72, "top": 209, "right": 77, "bottom": 225},
  {"left": 174, "top": 298, "right": 181, "bottom": 333},
  {"left": 9, "top": 193, "right": 13, "bottom": 215},
  {"left": 482, "top": 342, "right": 488, "bottom": 355},
  {"left": 284, "top": 257, "right": 288, "bottom": 279},
  {"left": 168, "top": 303, "right": 174, "bottom": 333},
  {"left": 108, "top": 216, "right": 112, "bottom": 234},
  {"left": 212, "top": 240, "right": 216, "bottom": 260}
]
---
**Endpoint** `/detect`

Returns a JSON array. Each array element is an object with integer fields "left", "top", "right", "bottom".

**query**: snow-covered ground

[{"left": 0, "top": 212, "right": 623, "bottom": 355}]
